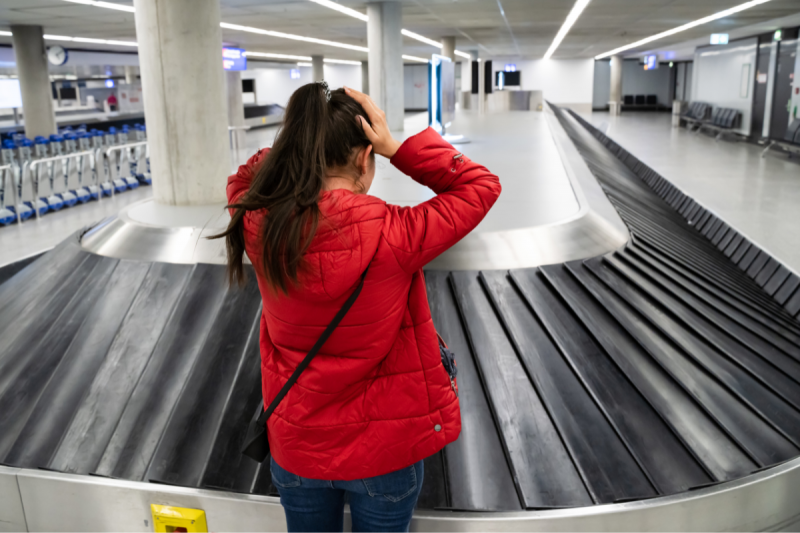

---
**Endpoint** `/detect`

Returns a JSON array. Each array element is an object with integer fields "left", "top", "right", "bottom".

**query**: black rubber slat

[
  {"left": 425, "top": 271, "right": 520, "bottom": 511},
  {"left": 566, "top": 262, "right": 752, "bottom": 481},
  {"left": 0, "top": 256, "right": 118, "bottom": 463},
  {"left": 418, "top": 451, "right": 449, "bottom": 510},
  {"left": 50, "top": 262, "right": 194, "bottom": 475},
  {"left": 0, "top": 252, "right": 98, "bottom": 382},
  {"left": 0, "top": 253, "right": 45, "bottom": 287},
  {"left": 626, "top": 247, "right": 800, "bottom": 356},
  {"left": 146, "top": 273, "right": 262, "bottom": 487},
  {"left": 483, "top": 269, "right": 655, "bottom": 504},
  {"left": 4, "top": 260, "right": 151, "bottom": 469},
  {"left": 533, "top": 265, "right": 715, "bottom": 494},
  {"left": 450, "top": 271, "right": 591, "bottom": 509},
  {"left": 199, "top": 324, "right": 265, "bottom": 495},
  {"left": 586, "top": 257, "right": 798, "bottom": 467},
  {"left": 776, "top": 276, "right": 800, "bottom": 306},
  {"left": 94, "top": 263, "right": 229, "bottom": 481},
  {"left": 608, "top": 254, "right": 800, "bottom": 418}
]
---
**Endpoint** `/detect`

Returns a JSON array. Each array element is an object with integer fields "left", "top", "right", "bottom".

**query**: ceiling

[{"left": 0, "top": 0, "right": 798, "bottom": 63}]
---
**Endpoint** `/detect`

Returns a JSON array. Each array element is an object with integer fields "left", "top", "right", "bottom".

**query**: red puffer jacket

[{"left": 227, "top": 127, "right": 501, "bottom": 480}]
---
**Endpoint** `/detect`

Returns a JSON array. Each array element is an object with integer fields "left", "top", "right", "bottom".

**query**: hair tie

[{"left": 318, "top": 81, "right": 331, "bottom": 102}]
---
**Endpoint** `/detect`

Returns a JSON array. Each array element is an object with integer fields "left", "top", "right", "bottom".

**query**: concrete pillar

[
  {"left": 609, "top": 55, "right": 623, "bottom": 116},
  {"left": 441, "top": 37, "right": 456, "bottom": 62},
  {"left": 10, "top": 25, "right": 56, "bottom": 138},
  {"left": 226, "top": 70, "right": 246, "bottom": 169},
  {"left": 361, "top": 61, "right": 369, "bottom": 95},
  {"left": 367, "top": 1, "right": 404, "bottom": 130},
  {"left": 311, "top": 55, "right": 324, "bottom": 82},
  {"left": 133, "top": 0, "right": 230, "bottom": 206}
]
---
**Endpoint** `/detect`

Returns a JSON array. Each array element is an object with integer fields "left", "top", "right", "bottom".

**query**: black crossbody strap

[{"left": 256, "top": 265, "right": 370, "bottom": 428}]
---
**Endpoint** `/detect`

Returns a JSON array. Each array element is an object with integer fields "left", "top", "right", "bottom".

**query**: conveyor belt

[{"left": 0, "top": 104, "right": 798, "bottom": 516}]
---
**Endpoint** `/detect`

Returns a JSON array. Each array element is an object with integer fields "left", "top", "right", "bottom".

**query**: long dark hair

[{"left": 213, "top": 83, "right": 372, "bottom": 294}]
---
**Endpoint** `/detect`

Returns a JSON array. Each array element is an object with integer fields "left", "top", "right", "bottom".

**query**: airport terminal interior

[{"left": 1, "top": 0, "right": 800, "bottom": 531}]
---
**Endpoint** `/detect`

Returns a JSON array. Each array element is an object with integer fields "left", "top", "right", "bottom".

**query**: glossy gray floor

[{"left": 583, "top": 111, "right": 800, "bottom": 274}]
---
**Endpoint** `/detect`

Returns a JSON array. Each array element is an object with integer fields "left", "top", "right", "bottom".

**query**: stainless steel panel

[
  {"left": 17, "top": 469, "right": 286, "bottom": 533},
  {"left": 13, "top": 458, "right": 800, "bottom": 532},
  {"left": 426, "top": 105, "right": 629, "bottom": 270},
  {"left": 0, "top": 467, "right": 27, "bottom": 533}
]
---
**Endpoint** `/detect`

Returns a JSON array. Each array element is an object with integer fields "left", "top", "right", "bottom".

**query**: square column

[
  {"left": 133, "top": 0, "right": 230, "bottom": 205},
  {"left": 367, "top": 1, "right": 404, "bottom": 131},
  {"left": 11, "top": 25, "right": 57, "bottom": 138},
  {"left": 311, "top": 55, "right": 324, "bottom": 82}
]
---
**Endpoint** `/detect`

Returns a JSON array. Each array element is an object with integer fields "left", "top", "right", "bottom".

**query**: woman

[{"left": 219, "top": 82, "right": 500, "bottom": 532}]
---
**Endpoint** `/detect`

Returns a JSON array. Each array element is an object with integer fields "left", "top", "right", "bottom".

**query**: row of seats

[
  {"left": 761, "top": 118, "right": 800, "bottom": 158},
  {"left": 623, "top": 94, "right": 658, "bottom": 107},
  {"left": 680, "top": 102, "right": 741, "bottom": 140}
]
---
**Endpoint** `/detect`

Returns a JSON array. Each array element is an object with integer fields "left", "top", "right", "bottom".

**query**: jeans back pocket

[{"left": 361, "top": 464, "right": 418, "bottom": 503}]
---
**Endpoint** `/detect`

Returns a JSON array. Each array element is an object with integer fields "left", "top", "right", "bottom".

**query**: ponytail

[{"left": 213, "top": 82, "right": 372, "bottom": 294}]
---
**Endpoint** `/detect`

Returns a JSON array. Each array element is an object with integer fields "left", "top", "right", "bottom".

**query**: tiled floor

[{"left": 582, "top": 111, "right": 800, "bottom": 273}]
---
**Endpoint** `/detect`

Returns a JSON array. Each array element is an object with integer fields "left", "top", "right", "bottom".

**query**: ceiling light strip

[
  {"left": 401, "top": 29, "right": 442, "bottom": 49},
  {"left": 62, "top": 0, "right": 135, "bottom": 13},
  {"left": 220, "top": 22, "right": 368, "bottom": 53},
  {"left": 595, "top": 0, "right": 773, "bottom": 59},
  {"left": 402, "top": 55, "right": 429, "bottom": 63},
  {"left": 307, "top": 0, "right": 368, "bottom": 22},
  {"left": 43, "top": 33, "right": 138, "bottom": 46},
  {"left": 543, "top": 0, "right": 591, "bottom": 60}
]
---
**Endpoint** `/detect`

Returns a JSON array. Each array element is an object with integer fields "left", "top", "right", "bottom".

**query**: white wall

[
  {"left": 791, "top": 39, "right": 800, "bottom": 122},
  {"left": 621, "top": 59, "right": 673, "bottom": 106},
  {"left": 242, "top": 63, "right": 361, "bottom": 107},
  {"left": 692, "top": 38, "right": 758, "bottom": 136},
  {"left": 490, "top": 58, "right": 594, "bottom": 111}
]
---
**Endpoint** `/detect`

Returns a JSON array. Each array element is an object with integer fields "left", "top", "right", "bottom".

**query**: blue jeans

[{"left": 270, "top": 457, "right": 423, "bottom": 532}]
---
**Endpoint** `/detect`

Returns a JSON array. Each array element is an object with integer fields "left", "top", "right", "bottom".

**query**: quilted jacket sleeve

[
  {"left": 226, "top": 148, "right": 270, "bottom": 213},
  {"left": 385, "top": 127, "right": 501, "bottom": 273}
]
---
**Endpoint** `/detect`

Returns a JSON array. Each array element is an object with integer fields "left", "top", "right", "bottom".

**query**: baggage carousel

[{"left": 0, "top": 104, "right": 799, "bottom": 531}]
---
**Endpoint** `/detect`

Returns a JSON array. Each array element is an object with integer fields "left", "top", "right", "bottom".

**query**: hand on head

[{"left": 344, "top": 86, "right": 402, "bottom": 159}]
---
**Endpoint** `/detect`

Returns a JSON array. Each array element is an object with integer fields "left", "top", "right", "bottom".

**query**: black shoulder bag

[{"left": 242, "top": 266, "right": 370, "bottom": 463}]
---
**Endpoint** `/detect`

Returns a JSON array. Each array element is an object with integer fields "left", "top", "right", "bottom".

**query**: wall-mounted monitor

[
  {"left": 496, "top": 71, "right": 521, "bottom": 88},
  {"left": 242, "top": 79, "right": 255, "bottom": 93},
  {"left": 59, "top": 87, "right": 77, "bottom": 100},
  {"left": 223, "top": 47, "right": 247, "bottom": 71}
]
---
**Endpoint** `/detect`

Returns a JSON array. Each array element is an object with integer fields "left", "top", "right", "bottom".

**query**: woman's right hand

[{"left": 344, "top": 86, "right": 402, "bottom": 159}]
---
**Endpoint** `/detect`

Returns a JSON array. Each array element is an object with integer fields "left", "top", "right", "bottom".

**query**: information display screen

[{"left": 223, "top": 47, "right": 247, "bottom": 71}]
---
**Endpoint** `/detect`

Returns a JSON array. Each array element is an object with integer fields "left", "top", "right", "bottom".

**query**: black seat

[
  {"left": 646, "top": 95, "right": 657, "bottom": 105},
  {"left": 623, "top": 95, "right": 634, "bottom": 105},
  {"left": 784, "top": 119, "right": 800, "bottom": 144},
  {"left": 634, "top": 95, "right": 645, "bottom": 105}
]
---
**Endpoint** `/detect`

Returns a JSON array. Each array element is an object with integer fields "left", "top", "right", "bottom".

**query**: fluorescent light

[
  {"left": 221, "top": 22, "right": 368, "bottom": 53},
  {"left": 401, "top": 29, "right": 442, "bottom": 48},
  {"left": 402, "top": 55, "right": 429, "bottom": 63},
  {"left": 43, "top": 33, "right": 137, "bottom": 46},
  {"left": 306, "top": 1, "right": 471, "bottom": 59},
  {"left": 595, "top": 0, "right": 774, "bottom": 59},
  {"left": 543, "top": 0, "right": 591, "bottom": 59},
  {"left": 62, "top": 0, "right": 135, "bottom": 12},
  {"left": 0, "top": 30, "right": 12, "bottom": 37},
  {"left": 307, "top": 0, "right": 368, "bottom": 21},
  {"left": 297, "top": 62, "right": 313, "bottom": 67},
  {"left": 245, "top": 52, "right": 313, "bottom": 61},
  {"left": 323, "top": 58, "right": 362, "bottom": 65}
]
